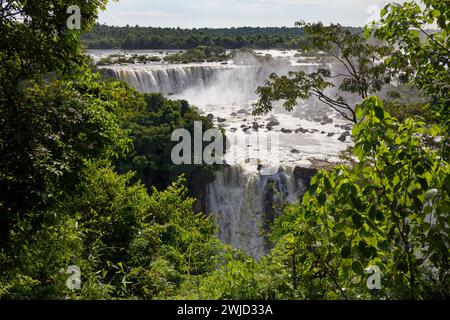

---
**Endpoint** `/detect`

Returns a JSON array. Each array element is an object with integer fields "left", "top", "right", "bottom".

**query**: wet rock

[
  {"left": 281, "top": 128, "right": 293, "bottom": 133},
  {"left": 327, "top": 132, "right": 335, "bottom": 137},
  {"left": 321, "top": 131, "right": 326, "bottom": 134},
  {"left": 338, "top": 131, "right": 351, "bottom": 142},
  {"left": 267, "top": 119, "right": 280, "bottom": 127},
  {"left": 291, "top": 149, "right": 300, "bottom": 154},
  {"left": 313, "top": 117, "right": 322, "bottom": 123},
  {"left": 230, "top": 112, "right": 237, "bottom": 117},
  {"left": 217, "top": 117, "right": 227, "bottom": 123},
  {"left": 252, "top": 122, "right": 260, "bottom": 131},
  {"left": 237, "top": 108, "right": 250, "bottom": 115},
  {"left": 207, "top": 114, "right": 214, "bottom": 121},
  {"left": 344, "top": 124, "right": 353, "bottom": 131},
  {"left": 320, "top": 116, "right": 333, "bottom": 125},
  {"left": 339, "top": 124, "right": 353, "bottom": 131},
  {"left": 296, "top": 127, "right": 309, "bottom": 134}
]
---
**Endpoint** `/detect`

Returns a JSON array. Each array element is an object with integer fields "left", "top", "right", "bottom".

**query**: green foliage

[
  {"left": 1, "top": 0, "right": 228, "bottom": 301},
  {"left": 0, "top": 0, "right": 107, "bottom": 82},
  {"left": 253, "top": 22, "right": 405, "bottom": 123},
  {"left": 115, "top": 93, "right": 217, "bottom": 192},
  {"left": 0, "top": 78, "right": 130, "bottom": 245},
  {"left": 269, "top": 97, "right": 449, "bottom": 299},
  {"left": 97, "top": 54, "right": 162, "bottom": 66},
  {"left": 367, "top": 0, "right": 449, "bottom": 156},
  {"left": 1, "top": 0, "right": 449, "bottom": 302},
  {"left": 1, "top": 164, "right": 227, "bottom": 300},
  {"left": 126, "top": 178, "right": 228, "bottom": 299},
  {"left": 82, "top": 25, "right": 318, "bottom": 50},
  {"left": 0, "top": 212, "right": 82, "bottom": 299},
  {"left": 165, "top": 46, "right": 229, "bottom": 64}
]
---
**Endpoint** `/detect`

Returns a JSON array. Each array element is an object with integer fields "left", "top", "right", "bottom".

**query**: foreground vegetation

[{"left": 1, "top": 0, "right": 448, "bottom": 300}]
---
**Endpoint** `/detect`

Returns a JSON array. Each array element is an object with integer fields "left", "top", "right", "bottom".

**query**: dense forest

[
  {"left": 1, "top": 0, "right": 449, "bottom": 300},
  {"left": 81, "top": 24, "right": 362, "bottom": 50}
]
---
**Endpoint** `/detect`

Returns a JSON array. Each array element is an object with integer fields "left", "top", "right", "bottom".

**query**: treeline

[{"left": 81, "top": 24, "right": 362, "bottom": 50}]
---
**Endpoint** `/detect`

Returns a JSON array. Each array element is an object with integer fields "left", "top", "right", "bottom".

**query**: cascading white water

[
  {"left": 206, "top": 165, "right": 306, "bottom": 258},
  {"left": 101, "top": 55, "right": 326, "bottom": 107},
  {"left": 104, "top": 64, "right": 226, "bottom": 94},
  {"left": 98, "top": 51, "right": 350, "bottom": 259}
]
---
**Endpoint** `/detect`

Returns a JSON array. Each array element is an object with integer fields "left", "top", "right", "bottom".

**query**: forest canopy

[{"left": 81, "top": 24, "right": 363, "bottom": 50}]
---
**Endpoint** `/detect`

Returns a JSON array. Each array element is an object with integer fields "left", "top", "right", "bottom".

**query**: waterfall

[
  {"left": 102, "top": 64, "right": 253, "bottom": 95},
  {"left": 101, "top": 61, "right": 327, "bottom": 107},
  {"left": 206, "top": 165, "right": 315, "bottom": 259},
  {"left": 99, "top": 55, "right": 335, "bottom": 259}
]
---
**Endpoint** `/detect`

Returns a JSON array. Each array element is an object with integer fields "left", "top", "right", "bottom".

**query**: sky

[{"left": 97, "top": 0, "right": 398, "bottom": 28}]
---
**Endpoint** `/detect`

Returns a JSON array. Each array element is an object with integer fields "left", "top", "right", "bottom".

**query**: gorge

[{"left": 95, "top": 50, "right": 354, "bottom": 258}]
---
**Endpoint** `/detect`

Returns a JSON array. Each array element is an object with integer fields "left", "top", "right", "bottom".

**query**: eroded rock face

[
  {"left": 294, "top": 167, "right": 318, "bottom": 189},
  {"left": 205, "top": 165, "right": 320, "bottom": 259}
]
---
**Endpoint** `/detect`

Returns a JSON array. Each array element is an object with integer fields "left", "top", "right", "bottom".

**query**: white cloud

[{"left": 98, "top": 0, "right": 406, "bottom": 27}]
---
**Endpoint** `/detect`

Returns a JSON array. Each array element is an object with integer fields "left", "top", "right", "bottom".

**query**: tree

[
  {"left": 367, "top": 0, "right": 449, "bottom": 157},
  {"left": 114, "top": 93, "right": 217, "bottom": 194},
  {"left": 0, "top": 0, "right": 107, "bottom": 81},
  {"left": 0, "top": 78, "right": 130, "bottom": 247},
  {"left": 264, "top": 97, "right": 449, "bottom": 300},
  {"left": 253, "top": 22, "right": 407, "bottom": 123}
]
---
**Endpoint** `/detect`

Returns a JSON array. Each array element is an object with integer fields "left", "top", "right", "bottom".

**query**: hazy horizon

[{"left": 97, "top": 0, "right": 399, "bottom": 28}]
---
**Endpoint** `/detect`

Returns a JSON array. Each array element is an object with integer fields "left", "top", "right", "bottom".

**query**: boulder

[
  {"left": 237, "top": 108, "right": 250, "bottom": 115},
  {"left": 338, "top": 132, "right": 351, "bottom": 142},
  {"left": 296, "top": 127, "right": 309, "bottom": 134},
  {"left": 320, "top": 116, "right": 333, "bottom": 125},
  {"left": 267, "top": 119, "right": 280, "bottom": 127}
]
